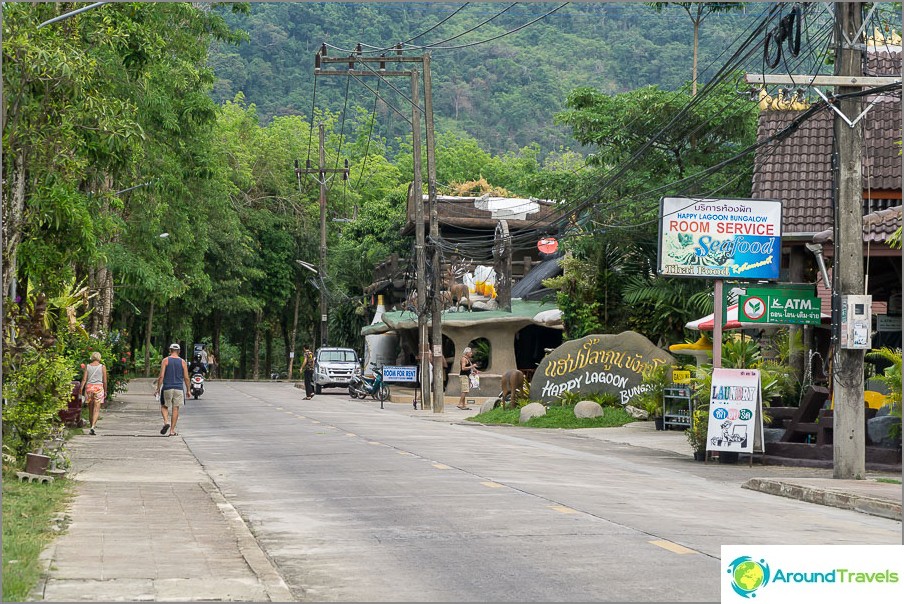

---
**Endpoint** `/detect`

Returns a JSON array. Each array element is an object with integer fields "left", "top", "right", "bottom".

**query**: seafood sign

[
  {"left": 530, "top": 332, "right": 674, "bottom": 405},
  {"left": 658, "top": 197, "right": 782, "bottom": 280}
]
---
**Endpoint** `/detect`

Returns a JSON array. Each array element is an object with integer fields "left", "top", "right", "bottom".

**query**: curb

[
  {"left": 199, "top": 479, "right": 297, "bottom": 602},
  {"left": 742, "top": 478, "right": 902, "bottom": 521}
]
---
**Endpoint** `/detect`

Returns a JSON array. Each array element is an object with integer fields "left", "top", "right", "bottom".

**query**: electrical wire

[{"left": 353, "top": 80, "right": 381, "bottom": 191}]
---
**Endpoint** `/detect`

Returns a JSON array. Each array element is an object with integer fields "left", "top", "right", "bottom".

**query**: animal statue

[
  {"left": 442, "top": 258, "right": 472, "bottom": 312},
  {"left": 497, "top": 369, "right": 525, "bottom": 409}
]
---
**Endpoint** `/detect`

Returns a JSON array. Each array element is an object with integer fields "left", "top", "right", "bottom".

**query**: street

[{"left": 176, "top": 381, "right": 901, "bottom": 602}]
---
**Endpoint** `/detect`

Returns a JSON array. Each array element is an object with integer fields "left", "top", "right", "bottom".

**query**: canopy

[{"left": 686, "top": 304, "right": 831, "bottom": 331}]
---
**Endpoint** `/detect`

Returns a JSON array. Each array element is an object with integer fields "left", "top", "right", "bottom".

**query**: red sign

[{"left": 538, "top": 237, "right": 558, "bottom": 254}]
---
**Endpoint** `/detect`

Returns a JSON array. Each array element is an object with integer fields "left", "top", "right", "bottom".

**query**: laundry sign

[
  {"left": 738, "top": 285, "right": 822, "bottom": 325},
  {"left": 706, "top": 368, "right": 764, "bottom": 454}
]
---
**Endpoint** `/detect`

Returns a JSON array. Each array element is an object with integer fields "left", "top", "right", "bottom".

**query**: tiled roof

[
  {"left": 751, "top": 100, "right": 902, "bottom": 236},
  {"left": 403, "top": 196, "right": 560, "bottom": 235},
  {"left": 813, "top": 205, "right": 902, "bottom": 244},
  {"left": 865, "top": 48, "right": 903, "bottom": 76}
]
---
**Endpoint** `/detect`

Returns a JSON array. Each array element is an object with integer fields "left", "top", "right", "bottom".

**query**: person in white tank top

[{"left": 80, "top": 352, "right": 108, "bottom": 436}]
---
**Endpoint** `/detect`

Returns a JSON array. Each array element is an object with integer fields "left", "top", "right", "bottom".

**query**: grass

[
  {"left": 467, "top": 404, "right": 638, "bottom": 429},
  {"left": 875, "top": 477, "right": 902, "bottom": 485},
  {"left": 2, "top": 468, "right": 73, "bottom": 602}
]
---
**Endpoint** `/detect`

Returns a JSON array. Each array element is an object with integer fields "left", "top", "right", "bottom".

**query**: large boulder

[
  {"left": 867, "top": 415, "right": 902, "bottom": 448},
  {"left": 763, "top": 428, "right": 785, "bottom": 444},
  {"left": 625, "top": 404, "right": 649, "bottom": 419},
  {"left": 519, "top": 402, "right": 547, "bottom": 423},
  {"left": 574, "top": 401, "right": 603, "bottom": 419},
  {"left": 529, "top": 332, "right": 675, "bottom": 406},
  {"left": 479, "top": 399, "right": 497, "bottom": 415}
]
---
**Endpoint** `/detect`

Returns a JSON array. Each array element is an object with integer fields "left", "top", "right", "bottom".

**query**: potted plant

[
  {"left": 687, "top": 407, "right": 709, "bottom": 460},
  {"left": 636, "top": 363, "right": 674, "bottom": 430}
]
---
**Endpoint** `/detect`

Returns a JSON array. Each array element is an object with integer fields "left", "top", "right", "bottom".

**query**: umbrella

[{"left": 686, "top": 304, "right": 831, "bottom": 331}]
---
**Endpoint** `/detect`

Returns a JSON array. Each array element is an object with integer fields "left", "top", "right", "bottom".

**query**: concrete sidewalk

[{"left": 31, "top": 386, "right": 294, "bottom": 602}]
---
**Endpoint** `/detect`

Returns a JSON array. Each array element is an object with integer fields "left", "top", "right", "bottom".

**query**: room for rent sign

[{"left": 658, "top": 197, "right": 782, "bottom": 280}]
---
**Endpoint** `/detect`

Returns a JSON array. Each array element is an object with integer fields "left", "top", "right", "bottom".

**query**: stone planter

[
  {"left": 25, "top": 453, "right": 51, "bottom": 475},
  {"left": 654, "top": 417, "right": 665, "bottom": 431},
  {"left": 693, "top": 451, "right": 706, "bottom": 462}
]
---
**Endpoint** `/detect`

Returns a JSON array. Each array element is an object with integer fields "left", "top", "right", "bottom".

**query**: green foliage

[
  {"left": 633, "top": 362, "right": 677, "bottom": 418},
  {"left": 469, "top": 404, "right": 636, "bottom": 429},
  {"left": 686, "top": 407, "right": 709, "bottom": 452},
  {"left": 2, "top": 348, "right": 73, "bottom": 457},
  {"left": 867, "top": 348, "right": 902, "bottom": 411},
  {"left": 622, "top": 274, "right": 712, "bottom": 345}
]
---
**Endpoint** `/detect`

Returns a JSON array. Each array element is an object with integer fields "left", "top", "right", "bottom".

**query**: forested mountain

[{"left": 209, "top": 2, "right": 770, "bottom": 155}]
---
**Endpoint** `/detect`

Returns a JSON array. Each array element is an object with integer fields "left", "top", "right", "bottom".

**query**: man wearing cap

[{"left": 155, "top": 343, "right": 190, "bottom": 436}]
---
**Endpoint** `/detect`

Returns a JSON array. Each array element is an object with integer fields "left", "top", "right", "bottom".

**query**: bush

[{"left": 2, "top": 347, "right": 73, "bottom": 457}]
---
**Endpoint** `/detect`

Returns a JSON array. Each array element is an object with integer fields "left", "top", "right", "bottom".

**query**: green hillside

[{"left": 209, "top": 2, "right": 771, "bottom": 155}]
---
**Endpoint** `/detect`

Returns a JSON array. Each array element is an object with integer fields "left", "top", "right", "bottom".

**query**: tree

[{"left": 649, "top": 3, "right": 745, "bottom": 96}]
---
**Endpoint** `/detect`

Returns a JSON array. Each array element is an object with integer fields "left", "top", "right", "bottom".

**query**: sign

[
  {"left": 658, "top": 197, "right": 782, "bottom": 280},
  {"left": 738, "top": 285, "right": 822, "bottom": 325},
  {"left": 382, "top": 365, "right": 417, "bottom": 383},
  {"left": 877, "top": 314, "right": 902, "bottom": 332},
  {"left": 672, "top": 370, "right": 691, "bottom": 384},
  {"left": 289, "top": 351, "right": 295, "bottom": 359},
  {"left": 722, "top": 545, "right": 904, "bottom": 602},
  {"left": 538, "top": 237, "right": 559, "bottom": 254},
  {"left": 706, "top": 368, "right": 764, "bottom": 454},
  {"left": 530, "top": 332, "right": 674, "bottom": 405}
]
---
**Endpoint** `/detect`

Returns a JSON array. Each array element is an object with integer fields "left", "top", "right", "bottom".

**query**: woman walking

[
  {"left": 457, "top": 347, "right": 476, "bottom": 410},
  {"left": 80, "top": 352, "right": 108, "bottom": 435}
]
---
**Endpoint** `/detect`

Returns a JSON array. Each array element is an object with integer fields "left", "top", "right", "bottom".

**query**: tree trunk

[
  {"left": 3, "top": 153, "right": 27, "bottom": 298},
  {"left": 144, "top": 301, "right": 155, "bottom": 377},
  {"left": 287, "top": 286, "right": 300, "bottom": 380},
  {"left": 692, "top": 19, "right": 699, "bottom": 97},
  {"left": 213, "top": 315, "right": 221, "bottom": 379},
  {"left": 252, "top": 310, "right": 262, "bottom": 380},
  {"left": 264, "top": 326, "right": 272, "bottom": 378}
]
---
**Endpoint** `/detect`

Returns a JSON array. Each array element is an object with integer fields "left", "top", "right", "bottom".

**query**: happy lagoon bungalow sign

[
  {"left": 530, "top": 332, "right": 675, "bottom": 405},
  {"left": 658, "top": 197, "right": 782, "bottom": 280}
]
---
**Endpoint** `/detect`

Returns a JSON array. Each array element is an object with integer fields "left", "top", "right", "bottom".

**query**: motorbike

[
  {"left": 190, "top": 371, "right": 205, "bottom": 400},
  {"left": 348, "top": 367, "right": 389, "bottom": 403}
]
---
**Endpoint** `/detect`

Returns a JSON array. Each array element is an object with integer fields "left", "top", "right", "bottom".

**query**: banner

[
  {"left": 658, "top": 197, "right": 782, "bottom": 280},
  {"left": 706, "top": 368, "right": 764, "bottom": 454}
]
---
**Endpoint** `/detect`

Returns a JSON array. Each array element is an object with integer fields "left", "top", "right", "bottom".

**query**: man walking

[
  {"left": 155, "top": 343, "right": 190, "bottom": 436},
  {"left": 300, "top": 344, "right": 315, "bottom": 399}
]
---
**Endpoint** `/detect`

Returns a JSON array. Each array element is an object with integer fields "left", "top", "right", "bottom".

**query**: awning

[{"left": 686, "top": 304, "right": 831, "bottom": 331}]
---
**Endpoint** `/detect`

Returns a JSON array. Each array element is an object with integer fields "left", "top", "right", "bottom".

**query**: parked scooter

[
  {"left": 348, "top": 367, "right": 389, "bottom": 403},
  {"left": 190, "top": 370, "right": 205, "bottom": 400}
]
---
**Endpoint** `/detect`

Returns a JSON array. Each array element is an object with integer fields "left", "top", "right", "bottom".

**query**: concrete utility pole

[
  {"left": 317, "top": 50, "right": 443, "bottom": 411},
  {"left": 296, "top": 123, "right": 349, "bottom": 349},
  {"left": 424, "top": 53, "right": 445, "bottom": 413},
  {"left": 832, "top": 2, "right": 865, "bottom": 479}
]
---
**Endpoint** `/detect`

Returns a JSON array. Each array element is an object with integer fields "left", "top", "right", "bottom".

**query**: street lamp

[{"left": 295, "top": 259, "right": 328, "bottom": 348}]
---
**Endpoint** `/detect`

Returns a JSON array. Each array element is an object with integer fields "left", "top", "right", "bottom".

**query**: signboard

[
  {"left": 706, "top": 368, "right": 764, "bottom": 454},
  {"left": 658, "top": 197, "right": 782, "bottom": 280},
  {"left": 529, "top": 332, "right": 674, "bottom": 405},
  {"left": 738, "top": 285, "right": 822, "bottom": 325},
  {"left": 672, "top": 370, "right": 692, "bottom": 384},
  {"left": 382, "top": 365, "right": 417, "bottom": 383},
  {"left": 877, "top": 314, "right": 902, "bottom": 332}
]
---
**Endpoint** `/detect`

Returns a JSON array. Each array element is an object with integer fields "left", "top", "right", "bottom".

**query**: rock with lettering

[
  {"left": 574, "top": 401, "right": 603, "bottom": 419},
  {"left": 529, "top": 332, "right": 675, "bottom": 406},
  {"left": 519, "top": 402, "right": 547, "bottom": 423}
]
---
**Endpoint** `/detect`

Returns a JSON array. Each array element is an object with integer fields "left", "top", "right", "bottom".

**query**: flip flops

[{"left": 160, "top": 423, "right": 170, "bottom": 435}]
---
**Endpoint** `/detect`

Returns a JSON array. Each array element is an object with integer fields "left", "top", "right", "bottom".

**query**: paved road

[{"left": 178, "top": 381, "right": 901, "bottom": 602}]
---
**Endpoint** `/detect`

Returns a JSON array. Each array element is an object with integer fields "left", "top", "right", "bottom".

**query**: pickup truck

[{"left": 313, "top": 347, "right": 361, "bottom": 393}]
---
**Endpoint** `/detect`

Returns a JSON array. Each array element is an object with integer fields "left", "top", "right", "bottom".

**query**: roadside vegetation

[
  {"left": 1, "top": 471, "right": 73, "bottom": 602},
  {"left": 468, "top": 405, "right": 637, "bottom": 429}
]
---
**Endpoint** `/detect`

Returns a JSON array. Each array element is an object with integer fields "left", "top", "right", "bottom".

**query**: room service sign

[
  {"left": 658, "top": 197, "right": 782, "bottom": 280},
  {"left": 722, "top": 545, "right": 904, "bottom": 603}
]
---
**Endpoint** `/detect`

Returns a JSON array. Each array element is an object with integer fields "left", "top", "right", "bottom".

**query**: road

[{"left": 180, "top": 381, "right": 901, "bottom": 602}]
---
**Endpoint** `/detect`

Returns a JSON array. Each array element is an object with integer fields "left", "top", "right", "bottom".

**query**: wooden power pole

[{"left": 832, "top": 2, "right": 865, "bottom": 479}]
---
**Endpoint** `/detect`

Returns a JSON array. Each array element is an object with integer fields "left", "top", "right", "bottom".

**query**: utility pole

[
  {"left": 316, "top": 48, "right": 443, "bottom": 411},
  {"left": 744, "top": 2, "right": 892, "bottom": 480},
  {"left": 410, "top": 69, "right": 430, "bottom": 411},
  {"left": 832, "top": 2, "right": 865, "bottom": 479},
  {"left": 424, "top": 53, "right": 445, "bottom": 413},
  {"left": 296, "top": 123, "right": 349, "bottom": 349}
]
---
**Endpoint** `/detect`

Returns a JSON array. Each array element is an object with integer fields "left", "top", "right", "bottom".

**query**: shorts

[
  {"left": 162, "top": 389, "right": 184, "bottom": 408},
  {"left": 85, "top": 383, "right": 105, "bottom": 406},
  {"left": 459, "top": 375, "right": 470, "bottom": 393}
]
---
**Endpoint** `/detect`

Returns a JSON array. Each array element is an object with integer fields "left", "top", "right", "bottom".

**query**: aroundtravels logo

[{"left": 726, "top": 556, "right": 771, "bottom": 598}]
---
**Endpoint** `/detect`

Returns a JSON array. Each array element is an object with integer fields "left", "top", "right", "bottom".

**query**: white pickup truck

[{"left": 313, "top": 347, "right": 361, "bottom": 394}]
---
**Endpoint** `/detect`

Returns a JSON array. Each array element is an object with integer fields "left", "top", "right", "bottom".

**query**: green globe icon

[{"left": 733, "top": 561, "right": 765, "bottom": 592}]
